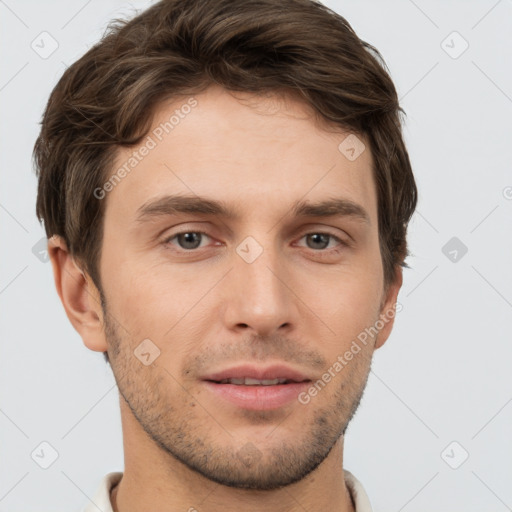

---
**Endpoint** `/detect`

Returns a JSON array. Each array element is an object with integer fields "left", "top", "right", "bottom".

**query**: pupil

[
  {"left": 308, "top": 233, "right": 329, "bottom": 250},
  {"left": 179, "top": 232, "right": 201, "bottom": 249}
]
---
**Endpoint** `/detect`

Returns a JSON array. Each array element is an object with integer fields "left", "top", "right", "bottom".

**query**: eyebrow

[{"left": 135, "top": 194, "right": 371, "bottom": 225}]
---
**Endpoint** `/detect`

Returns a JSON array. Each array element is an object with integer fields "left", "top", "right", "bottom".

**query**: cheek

[
  {"left": 106, "top": 258, "right": 210, "bottom": 352},
  {"left": 313, "top": 267, "right": 383, "bottom": 348},
  {"left": 101, "top": 256, "right": 166, "bottom": 339}
]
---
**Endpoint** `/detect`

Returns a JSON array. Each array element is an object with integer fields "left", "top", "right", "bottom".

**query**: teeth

[{"left": 218, "top": 377, "right": 290, "bottom": 385}]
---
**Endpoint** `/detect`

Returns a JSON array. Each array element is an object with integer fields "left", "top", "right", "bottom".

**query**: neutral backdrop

[{"left": 1, "top": 1, "right": 511, "bottom": 510}]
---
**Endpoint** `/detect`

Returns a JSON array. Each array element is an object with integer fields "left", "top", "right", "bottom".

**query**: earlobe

[
  {"left": 374, "top": 266, "right": 403, "bottom": 350},
  {"left": 48, "top": 235, "right": 107, "bottom": 353}
]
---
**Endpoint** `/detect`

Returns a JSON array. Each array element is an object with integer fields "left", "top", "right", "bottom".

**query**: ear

[
  {"left": 48, "top": 235, "right": 107, "bottom": 353},
  {"left": 374, "top": 266, "right": 403, "bottom": 350}
]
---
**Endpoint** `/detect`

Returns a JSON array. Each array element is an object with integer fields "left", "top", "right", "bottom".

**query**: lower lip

[{"left": 203, "top": 381, "right": 311, "bottom": 410}]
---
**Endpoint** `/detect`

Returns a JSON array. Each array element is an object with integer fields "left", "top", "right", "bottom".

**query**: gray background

[{"left": 1, "top": 0, "right": 511, "bottom": 510}]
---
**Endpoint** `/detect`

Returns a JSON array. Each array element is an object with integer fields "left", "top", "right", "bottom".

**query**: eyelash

[{"left": 162, "top": 230, "right": 349, "bottom": 254}]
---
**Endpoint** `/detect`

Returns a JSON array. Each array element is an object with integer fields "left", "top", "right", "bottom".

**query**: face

[{"left": 97, "top": 84, "right": 399, "bottom": 490}]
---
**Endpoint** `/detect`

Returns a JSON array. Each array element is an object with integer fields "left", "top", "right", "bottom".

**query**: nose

[{"left": 221, "top": 238, "right": 298, "bottom": 337}]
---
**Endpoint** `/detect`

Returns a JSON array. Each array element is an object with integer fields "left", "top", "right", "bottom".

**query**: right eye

[{"left": 163, "top": 231, "right": 213, "bottom": 251}]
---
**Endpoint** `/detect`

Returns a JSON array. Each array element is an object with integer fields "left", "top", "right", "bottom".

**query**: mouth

[
  {"left": 201, "top": 364, "right": 312, "bottom": 410},
  {"left": 210, "top": 377, "right": 304, "bottom": 385},
  {"left": 202, "top": 363, "right": 311, "bottom": 383}
]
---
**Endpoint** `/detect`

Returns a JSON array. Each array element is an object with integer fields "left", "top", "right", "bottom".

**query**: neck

[{"left": 112, "top": 398, "right": 356, "bottom": 512}]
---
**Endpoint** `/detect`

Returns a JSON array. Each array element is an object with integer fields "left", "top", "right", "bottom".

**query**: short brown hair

[{"left": 34, "top": 0, "right": 417, "bottom": 340}]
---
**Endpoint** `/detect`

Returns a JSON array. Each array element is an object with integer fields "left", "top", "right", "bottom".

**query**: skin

[{"left": 49, "top": 84, "right": 402, "bottom": 512}]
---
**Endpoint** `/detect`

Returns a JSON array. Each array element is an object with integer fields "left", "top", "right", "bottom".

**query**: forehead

[{"left": 105, "top": 85, "right": 377, "bottom": 226}]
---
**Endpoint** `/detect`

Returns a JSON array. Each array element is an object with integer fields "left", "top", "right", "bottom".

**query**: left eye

[
  {"left": 164, "top": 231, "right": 346, "bottom": 252},
  {"left": 297, "top": 232, "right": 346, "bottom": 251}
]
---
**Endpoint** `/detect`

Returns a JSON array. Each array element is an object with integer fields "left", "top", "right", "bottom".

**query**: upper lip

[{"left": 202, "top": 364, "right": 312, "bottom": 383}]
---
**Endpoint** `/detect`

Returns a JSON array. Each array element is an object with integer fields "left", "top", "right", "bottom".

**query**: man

[{"left": 34, "top": 0, "right": 417, "bottom": 510}]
